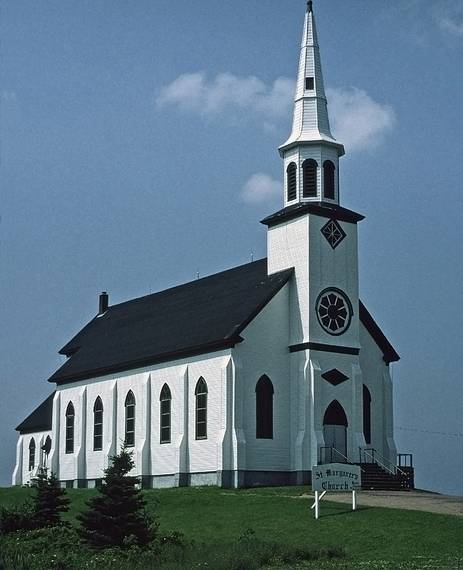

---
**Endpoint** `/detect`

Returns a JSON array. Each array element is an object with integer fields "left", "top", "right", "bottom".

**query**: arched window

[
  {"left": 29, "top": 438, "right": 36, "bottom": 471},
  {"left": 256, "top": 375, "right": 274, "bottom": 439},
  {"left": 323, "top": 160, "right": 335, "bottom": 200},
  {"left": 65, "top": 402, "right": 75, "bottom": 454},
  {"left": 286, "top": 162, "right": 297, "bottom": 202},
  {"left": 302, "top": 159, "right": 318, "bottom": 198},
  {"left": 93, "top": 397, "right": 103, "bottom": 451},
  {"left": 42, "top": 436, "right": 52, "bottom": 455},
  {"left": 195, "top": 378, "right": 208, "bottom": 440},
  {"left": 125, "top": 391, "right": 136, "bottom": 447},
  {"left": 363, "top": 385, "right": 372, "bottom": 445},
  {"left": 160, "top": 384, "right": 172, "bottom": 444}
]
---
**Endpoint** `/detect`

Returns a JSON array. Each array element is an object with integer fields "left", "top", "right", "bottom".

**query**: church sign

[{"left": 312, "top": 463, "right": 361, "bottom": 492}]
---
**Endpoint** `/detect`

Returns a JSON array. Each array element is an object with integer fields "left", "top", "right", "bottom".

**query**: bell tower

[
  {"left": 263, "top": 1, "right": 368, "bottom": 473},
  {"left": 279, "top": 1, "right": 344, "bottom": 206}
]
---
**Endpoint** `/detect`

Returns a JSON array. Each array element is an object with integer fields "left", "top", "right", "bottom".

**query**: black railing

[
  {"left": 319, "top": 446, "right": 349, "bottom": 464},
  {"left": 359, "top": 447, "right": 377, "bottom": 464},
  {"left": 397, "top": 453, "right": 413, "bottom": 468}
]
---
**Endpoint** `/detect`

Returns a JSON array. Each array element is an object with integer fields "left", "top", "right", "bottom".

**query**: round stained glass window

[{"left": 316, "top": 288, "right": 352, "bottom": 336}]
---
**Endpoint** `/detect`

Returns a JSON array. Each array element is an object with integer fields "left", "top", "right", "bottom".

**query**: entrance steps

[{"left": 358, "top": 463, "right": 414, "bottom": 491}]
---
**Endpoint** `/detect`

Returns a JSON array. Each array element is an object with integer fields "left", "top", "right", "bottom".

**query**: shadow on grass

[{"left": 318, "top": 506, "right": 373, "bottom": 519}]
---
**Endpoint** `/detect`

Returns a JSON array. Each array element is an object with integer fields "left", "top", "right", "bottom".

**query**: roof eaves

[
  {"left": 261, "top": 202, "right": 364, "bottom": 227},
  {"left": 49, "top": 338, "right": 241, "bottom": 385},
  {"left": 15, "top": 392, "right": 55, "bottom": 433},
  {"left": 359, "top": 301, "right": 400, "bottom": 364}
]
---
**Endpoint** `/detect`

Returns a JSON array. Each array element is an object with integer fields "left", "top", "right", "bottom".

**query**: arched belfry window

[
  {"left": 323, "top": 160, "right": 335, "bottom": 200},
  {"left": 287, "top": 162, "right": 297, "bottom": 202},
  {"left": 195, "top": 378, "right": 208, "bottom": 440},
  {"left": 125, "top": 391, "right": 136, "bottom": 447},
  {"left": 29, "top": 438, "right": 36, "bottom": 471},
  {"left": 256, "top": 375, "right": 274, "bottom": 439},
  {"left": 65, "top": 402, "right": 75, "bottom": 454},
  {"left": 160, "top": 384, "right": 172, "bottom": 444},
  {"left": 363, "top": 385, "right": 372, "bottom": 445},
  {"left": 302, "top": 159, "right": 318, "bottom": 198},
  {"left": 93, "top": 397, "right": 103, "bottom": 451}
]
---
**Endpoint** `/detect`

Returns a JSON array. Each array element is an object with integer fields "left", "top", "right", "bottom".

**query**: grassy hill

[{"left": 1, "top": 485, "right": 462, "bottom": 569}]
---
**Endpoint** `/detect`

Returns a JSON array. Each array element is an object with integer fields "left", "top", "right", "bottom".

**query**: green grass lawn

[{"left": 1, "top": 485, "right": 463, "bottom": 568}]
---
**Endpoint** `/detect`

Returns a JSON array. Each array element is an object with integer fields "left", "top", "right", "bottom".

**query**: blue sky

[{"left": 1, "top": 0, "right": 463, "bottom": 492}]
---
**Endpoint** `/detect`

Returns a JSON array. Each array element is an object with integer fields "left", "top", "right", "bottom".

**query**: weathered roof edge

[
  {"left": 359, "top": 301, "right": 400, "bottom": 364},
  {"left": 16, "top": 392, "right": 55, "bottom": 433}
]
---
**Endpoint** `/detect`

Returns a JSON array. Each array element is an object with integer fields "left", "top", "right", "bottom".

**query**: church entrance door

[
  {"left": 322, "top": 400, "right": 348, "bottom": 463},
  {"left": 323, "top": 425, "right": 347, "bottom": 461}
]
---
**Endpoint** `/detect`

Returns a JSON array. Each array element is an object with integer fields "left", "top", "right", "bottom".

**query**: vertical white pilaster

[
  {"left": 310, "top": 358, "right": 323, "bottom": 467},
  {"left": 351, "top": 363, "right": 366, "bottom": 463},
  {"left": 140, "top": 374, "right": 152, "bottom": 479},
  {"left": 383, "top": 368, "right": 397, "bottom": 465},
  {"left": 50, "top": 391, "right": 61, "bottom": 477},
  {"left": 219, "top": 357, "right": 235, "bottom": 484},
  {"left": 106, "top": 381, "right": 117, "bottom": 469},
  {"left": 178, "top": 366, "right": 189, "bottom": 476},
  {"left": 76, "top": 387, "right": 87, "bottom": 482},
  {"left": 233, "top": 355, "right": 246, "bottom": 479},
  {"left": 12, "top": 435, "right": 24, "bottom": 485}
]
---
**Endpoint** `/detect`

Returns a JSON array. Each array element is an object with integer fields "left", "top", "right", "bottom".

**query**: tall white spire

[
  {"left": 280, "top": 1, "right": 344, "bottom": 206},
  {"left": 280, "top": 1, "right": 343, "bottom": 154}
]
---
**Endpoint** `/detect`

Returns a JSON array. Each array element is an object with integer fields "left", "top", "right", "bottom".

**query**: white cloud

[
  {"left": 327, "top": 87, "right": 396, "bottom": 152},
  {"left": 240, "top": 173, "right": 281, "bottom": 204},
  {"left": 157, "top": 72, "right": 396, "bottom": 152},
  {"left": 156, "top": 72, "right": 294, "bottom": 122},
  {"left": 438, "top": 14, "right": 463, "bottom": 36}
]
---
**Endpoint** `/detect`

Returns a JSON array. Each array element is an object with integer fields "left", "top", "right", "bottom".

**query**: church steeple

[{"left": 280, "top": 1, "right": 344, "bottom": 207}]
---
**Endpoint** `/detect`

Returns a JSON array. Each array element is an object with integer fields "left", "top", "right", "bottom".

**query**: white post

[
  {"left": 315, "top": 491, "right": 319, "bottom": 519},
  {"left": 352, "top": 490, "right": 357, "bottom": 511}
]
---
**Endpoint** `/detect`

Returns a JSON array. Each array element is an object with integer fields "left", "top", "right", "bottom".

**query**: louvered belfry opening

[
  {"left": 287, "top": 162, "right": 297, "bottom": 201},
  {"left": 302, "top": 159, "right": 318, "bottom": 198},
  {"left": 323, "top": 160, "right": 335, "bottom": 200}
]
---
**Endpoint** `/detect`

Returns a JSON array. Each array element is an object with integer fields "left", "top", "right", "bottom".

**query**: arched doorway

[{"left": 323, "top": 400, "right": 348, "bottom": 462}]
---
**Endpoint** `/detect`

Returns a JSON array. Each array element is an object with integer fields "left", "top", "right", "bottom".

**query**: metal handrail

[
  {"left": 319, "top": 446, "right": 366, "bottom": 473},
  {"left": 319, "top": 446, "right": 351, "bottom": 464},
  {"left": 361, "top": 449, "right": 395, "bottom": 475},
  {"left": 373, "top": 448, "right": 408, "bottom": 477},
  {"left": 359, "top": 447, "right": 406, "bottom": 477}
]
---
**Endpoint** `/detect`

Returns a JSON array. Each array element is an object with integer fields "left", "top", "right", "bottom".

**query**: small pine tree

[
  {"left": 78, "top": 445, "right": 155, "bottom": 549},
  {"left": 31, "top": 468, "right": 70, "bottom": 528}
]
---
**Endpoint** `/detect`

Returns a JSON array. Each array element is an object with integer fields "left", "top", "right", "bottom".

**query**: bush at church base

[{"left": 77, "top": 445, "right": 157, "bottom": 549}]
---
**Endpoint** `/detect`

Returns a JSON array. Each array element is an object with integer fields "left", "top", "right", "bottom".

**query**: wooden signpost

[{"left": 311, "top": 463, "right": 361, "bottom": 519}]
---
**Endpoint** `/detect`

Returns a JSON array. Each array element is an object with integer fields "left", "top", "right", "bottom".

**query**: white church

[{"left": 13, "top": 2, "right": 412, "bottom": 490}]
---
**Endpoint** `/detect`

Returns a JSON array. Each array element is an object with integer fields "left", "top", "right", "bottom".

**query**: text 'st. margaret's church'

[{"left": 13, "top": 2, "right": 409, "bottom": 490}]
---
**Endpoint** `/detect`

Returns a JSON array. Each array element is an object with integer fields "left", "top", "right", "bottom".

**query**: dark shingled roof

[
  {"left": 16, "top": 392, "right": 55, "bottom": 434},
  {"left": 18, "top": 260, "right": 399, "bottom": 432},
  {"left": 48, "top": 259, "right": 294, "bottom": 385}
]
